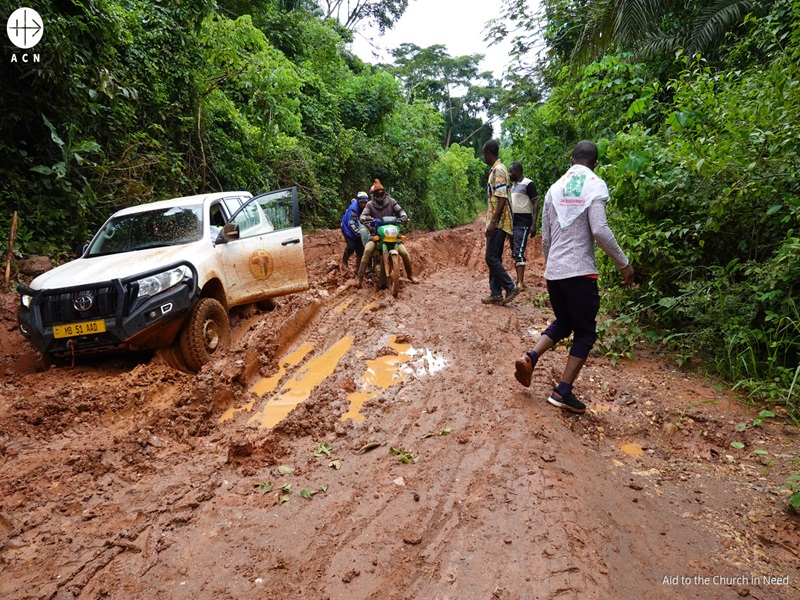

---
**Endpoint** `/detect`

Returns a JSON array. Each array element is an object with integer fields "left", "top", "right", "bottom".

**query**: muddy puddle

[{"left": 220, "top": 334, "right": 448, "bottom": 428}]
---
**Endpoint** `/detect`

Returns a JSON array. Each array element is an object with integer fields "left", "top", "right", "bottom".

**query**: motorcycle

[{"left": 365, "top": 215, "right": 406, "bottom": 297}]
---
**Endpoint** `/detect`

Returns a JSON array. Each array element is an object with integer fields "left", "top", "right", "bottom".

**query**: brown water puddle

[
  {"left": 341, "top": 336, "right": 414, "bottom": 422},
  {"left": 620, "top": 443, "right": 645, "bottom": 456},
  {"left": 218, "top": 342, "right": 315, "bottom": 423},
  {"left": 220, "top": 331, "right": 445, "bottom": 429},
  {"left": 249, "top": 336, "right": 354, "bottom": 429}
]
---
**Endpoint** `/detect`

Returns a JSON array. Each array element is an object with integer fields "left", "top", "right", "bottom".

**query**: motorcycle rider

[
  {"left": 356, "top": 179, "right": 418, "bottom": 287},
  {"left": 341, "top": 191, "right": 369, "bottom": 269}
]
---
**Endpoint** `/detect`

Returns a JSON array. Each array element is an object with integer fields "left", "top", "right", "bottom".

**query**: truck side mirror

[{"left": 222, "top": 222, "right": 240, "bottom": 241}]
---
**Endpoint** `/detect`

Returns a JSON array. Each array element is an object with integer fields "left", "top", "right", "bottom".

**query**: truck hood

[{"left": 29, "top": 243, "right": 206, "bottom": 290}]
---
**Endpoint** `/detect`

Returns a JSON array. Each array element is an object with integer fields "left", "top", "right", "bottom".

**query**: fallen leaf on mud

[
  {"left": 421, "top": 428, "right": 452, "bottom": 439},
  {"left": 329, "top": 459, "right": 342, "bottom": 470},
  {"left": 320, "top": 484, "right": 328, "bottom": 493},
  {"left": 314, "top": 442, "right": 332, "bottom": 457},
  {"left": 628, "top": 482, "right": 644, "bottom": 491},
  {"left": 611, "top": 459, "right": 624, "bottom": 467},
  {"left": 300, "top": 489, "right": 317, "bottom": 500},
  {"left": 358, "top": 442, "right": 382, "bottom": 454},
  {"left": 277, "top": 465, "right": 295, "bottom": 475},
  {"left": 254, "top": 482, "right": 273, "bottom": 494}
]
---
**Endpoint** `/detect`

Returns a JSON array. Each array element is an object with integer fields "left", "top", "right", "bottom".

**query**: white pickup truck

[{"left": 17, "top": 187, "right": 309, "bottom": 370}]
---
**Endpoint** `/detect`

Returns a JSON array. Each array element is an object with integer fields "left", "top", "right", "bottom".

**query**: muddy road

[{"left": 1, "top": 218, "right": 798, "bottom": 600}]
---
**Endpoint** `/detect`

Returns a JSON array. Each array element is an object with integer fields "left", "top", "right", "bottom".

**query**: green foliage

[
  {"left": 426, "top": 144, "right": 485, "bottom": 229},
  {"left": 2, "top": 0, "right": 484, "bottom": 259},
  {"left": 504, "top": 1, "right": 800, "bottom": 420},
  {"left": 787, "top": 473, "right": 800, "bottom": 511},
  {"left": 378, "top": 100, "right": 444, "bottom": 228},
  {"left": 390, "top": 446, "right": 419, "bottom": 464},
  {"left": 384, "top": 43, "right": 501, "bottom": 152}
]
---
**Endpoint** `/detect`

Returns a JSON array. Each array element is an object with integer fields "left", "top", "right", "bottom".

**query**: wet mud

[{"left": 0, "top": 218, "right": 798, "bottom": 599}]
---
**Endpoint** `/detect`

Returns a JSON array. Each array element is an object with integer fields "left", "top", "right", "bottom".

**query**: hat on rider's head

[
  {"left": 357, "top": 191, "right": 368, "bottom": 201},
  {"left": 372, "top": 179, "right": 384, "bottom": 192}
]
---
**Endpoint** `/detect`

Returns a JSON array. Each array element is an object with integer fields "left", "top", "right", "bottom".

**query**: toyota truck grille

[{"left": 39, "top": 286, "right": 118, "bottom": 326}]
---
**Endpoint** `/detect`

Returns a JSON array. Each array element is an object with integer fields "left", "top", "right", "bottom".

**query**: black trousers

[
  {"left": 542, "top": 276, "right": 600, "bottom": 359},
  {"left": 343, "top": 233, "right": 365, "bottom": 264}
]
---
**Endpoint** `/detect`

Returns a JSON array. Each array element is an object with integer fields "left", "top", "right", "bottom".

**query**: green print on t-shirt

[{"left": 565, "top": 174, "right": 586, "bottom": 197}]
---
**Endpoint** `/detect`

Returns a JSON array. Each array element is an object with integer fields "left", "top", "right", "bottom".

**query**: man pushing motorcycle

[{"left": 355, "top": 179, "right": 418, "bottom": 288}]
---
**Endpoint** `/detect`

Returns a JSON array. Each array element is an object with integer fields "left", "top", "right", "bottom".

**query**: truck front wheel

[{"left": 180, "top": 298, "right": 231, "bottom": 371}]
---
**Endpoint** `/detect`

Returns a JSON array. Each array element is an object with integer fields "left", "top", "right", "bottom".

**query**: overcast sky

[{"left": 349, "top": 0, "right": 533, "bottom": 82}]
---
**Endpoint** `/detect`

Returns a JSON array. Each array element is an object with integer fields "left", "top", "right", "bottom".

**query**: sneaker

[
  {"left": 514, "top": 354, "right": 533, "bottom": 387},
  {"left": 547, "top": 389, "right": 586, "bottom": 414},
  {"left": 481, "top": 295, "right": 503, "bottom": 304},
  {"left": 502, "top": 285, "right": 521, "bottom": 305}
]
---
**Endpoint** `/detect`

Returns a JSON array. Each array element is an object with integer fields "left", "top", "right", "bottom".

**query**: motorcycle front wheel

[
  {"left": 372, "top": 250, "right": 385, "bottom": 291},
  {"left": 389, "top": 252, "right": 401, "bottom": 297}
]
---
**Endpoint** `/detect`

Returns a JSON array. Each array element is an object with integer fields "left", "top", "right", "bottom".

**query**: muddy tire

[
  {"left": 256, "top": 297, "right": 277, "bottom": 311},
  {"left": 389, "top": 252, "right": 401, "bottom": 297},
  {"left": 373, "top": 252, "right": 385, "bottom": 291},
  {"left": 179, "top": 298, "right": 231, "bottom": 371},
  {"left": 158, "top": 341, "right": 191, "bottom": 373}
]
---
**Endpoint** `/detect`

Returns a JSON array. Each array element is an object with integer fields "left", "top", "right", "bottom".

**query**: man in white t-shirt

[{"left": 508, "top": 162, "right": 538, "bottom": 291}]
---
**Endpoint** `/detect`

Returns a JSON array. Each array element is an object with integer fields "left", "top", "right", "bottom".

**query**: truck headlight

[{"left": 137, "top": 265, "right": 190, "bottom": 298}]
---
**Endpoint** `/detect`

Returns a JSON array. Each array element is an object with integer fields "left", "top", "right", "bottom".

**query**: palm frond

[
  {"left": 689, "top": 0, "right": 755, "bottom": 54},
  {"left": 571, "top": 0, "right": 680, "bottom": 66}
]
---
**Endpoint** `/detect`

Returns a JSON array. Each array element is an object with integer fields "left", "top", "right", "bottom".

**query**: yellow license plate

[{"left": 53, "top": 319, "right": 106, "bottom": 339}]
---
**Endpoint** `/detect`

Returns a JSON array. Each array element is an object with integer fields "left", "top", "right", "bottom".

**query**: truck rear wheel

[{"left": 180, "top": 298, "right": 230, "bottom": 371}]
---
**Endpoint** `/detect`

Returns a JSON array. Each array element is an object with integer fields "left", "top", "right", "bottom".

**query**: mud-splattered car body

[{"left": 17, "top": 188, "right": 309, "bottom": 369}]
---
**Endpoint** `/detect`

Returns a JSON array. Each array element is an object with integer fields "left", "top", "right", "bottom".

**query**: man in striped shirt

[{"left": 481, "top": 139, "right": 520, "bottom": 306}]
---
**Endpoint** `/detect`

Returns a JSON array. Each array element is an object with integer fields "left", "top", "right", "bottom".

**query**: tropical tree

[
  {"left": 318, "top": 0, "right": 411, "bottom": 32},
  {"left": 571, "top": 0, "right": 776, "bottom": 64},
  {"left": 384, "top": 43, "right": 500, "bottom": 151}
]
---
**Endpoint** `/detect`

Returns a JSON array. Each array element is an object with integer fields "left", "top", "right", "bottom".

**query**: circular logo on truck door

[{"left": 249, "top": 250, "right": 273, "bottom": 281}]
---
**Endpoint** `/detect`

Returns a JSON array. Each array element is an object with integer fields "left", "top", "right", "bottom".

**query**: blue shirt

[{"left": 341, "top": 200, "right": 362, "bottom": 239}]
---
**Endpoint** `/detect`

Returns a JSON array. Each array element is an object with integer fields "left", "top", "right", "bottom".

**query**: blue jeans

[{"left": 485, "top": 228, "right": 515, "bottom": 297}]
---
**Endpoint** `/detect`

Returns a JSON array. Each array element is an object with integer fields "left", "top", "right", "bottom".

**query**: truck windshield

[{"left": 87, "top": 205, "right": 204, "bottom": 257}]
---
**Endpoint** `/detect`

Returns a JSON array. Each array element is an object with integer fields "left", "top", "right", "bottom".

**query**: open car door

[{"left": 218, "top": 187, "right": 309, "bottom": 306}]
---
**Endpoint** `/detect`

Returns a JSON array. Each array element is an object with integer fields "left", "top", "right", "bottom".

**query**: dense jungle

[{"left": 1, "top": 1, "right": 799, "bottom": 598}]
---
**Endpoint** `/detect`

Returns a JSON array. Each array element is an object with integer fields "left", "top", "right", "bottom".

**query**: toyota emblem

[{"left": 73, "top": 294, "right": 93, "bottom": 312}]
